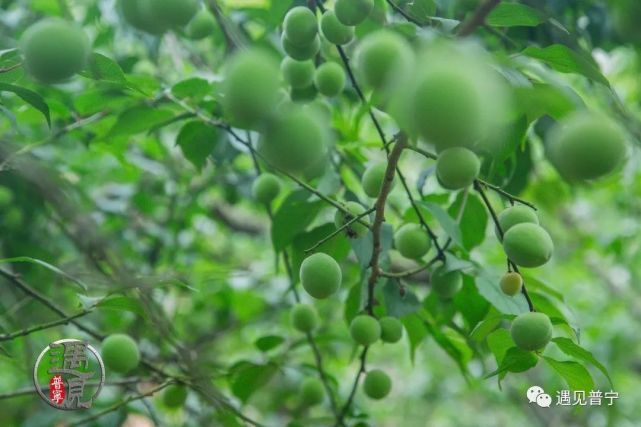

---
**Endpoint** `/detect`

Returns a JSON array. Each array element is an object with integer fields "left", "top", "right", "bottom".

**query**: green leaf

[
  {"left": 471, "top": 314, "right": 503, "bottom": 342},
  {"left": 230, "top": 362, "right": 278, "bottom": 403},
  {"left": 0, "top": 83, "right": 50, "bottom": 127},
  {"left": 552, "top": 337, "right": 612, "bottom": 386},
  {"left": 401, "top": 313, "right": 428, "bottom": 364},
  {"left": 383, "top": 279, "right": 420, "bottom": 317},
  {"left": 420, "top": 310, "right": 470, "bottom": 377},
  {"left": 106, "top": 105, "right": 175, "bottom": 138},
  {"left": 543, "top": 356, "right": 595, "bottom": 392},
  {"left": 419, "top": 201, "right": 463, "bottom": 248},
  {"left": 521, "top": 44, "right": 610, "bottom": 86},
  {"left": 271, "top": 191, "right": 323, "bottom": 252},
  {"left": 448, "top": 193, "right": 487, "bottom": 250},
  {"left": 475, "top": 272, "right": 529, "bottom": 315},
  {"left": 176, "top": 120, "right": 219, "bottom": 170},
  {"left": 514, "top": 83, "right": 580, "bottom": 121},
  {"left": 172, "top": 78, "right": 211, "bottom": 99},
  {"left": 80, "top": 52, "right": 128, "bottom": 85},
  {"left": 0, "top": 256, "right": 87, "bottom": 291},
  {"left": 487, "top": 3, "right": 544, "bottom": 27},
  {"left": 98, "top": 296, "right": 148, "bottom": 319},
  {"left": 486, "top": 346, "right": 538, "bottom": 378},
  {"left": 254, "top": 335, "right": 285, "bottom": 352}
]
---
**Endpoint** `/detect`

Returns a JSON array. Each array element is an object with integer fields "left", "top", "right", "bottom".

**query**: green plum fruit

[
  {"left": 335, "top": 0, "right": 374, "bottom": 26},
  {"left": 186, "top": 9, "right": 217, "bottom": 40},
  {"left": 147, "top": 0, "right": 199, "bottom": 28},
  {"left": 314, "top": 62, "right": 345, "bottom": 97},
  {"left": 222, "top": 49, "right": 280, "bottom": 128},
  {"left": 334, "top": 201, "right": 368, "bottom": 238},
  {"left": 120, "top": 0, "right": 167, "bottom": 34},
  {"left": 282, "top": 33, "right": 321, "bottom": 61},
  {"left": 503, "top": 223, "right": 553, "bottom": 268},
  {"left": 496, "top": 205, "right": 539, "bottom": 240},
  {"left": 394, "top": 224, "right": 430, "bottom": 260},
  {"left": 291, "top": 304, "right": 319, "bottom": 333},
  {"left": 163, "top": 384, "right": 188, "bottom": 408},
  {"left": 431, "top": 266, "right": 462, "bottom": 299},
  {"left": 363, "top": 369, "right": 391, "bottom": 399},
  {"left": 500, "top": 272, "right": 523, "bottom": 296},
  {"left": 281, "top": 57, "right": 315, "bottom": 89},
  {"left": 20, "top": 18, "right": 90, "bottom": 83},
  {"left": 546, "top": 111, "right": 628, "bottom": 181},
  {"left": 361, "top": 162, "right": 390, "bottom": 198},
  {"left": 284, "top": 7, "right": 318, "bottom": 46},
  {"left": 356, "top": 30, "right": 412, "bottom": 90},
  {"left": 510, "top": 312, "right": 552, "bottom": 351},
  {"left": 350, "top": 315, "right": 381, "bottom": 346},
  {"left": 102, "top": 334, "right": 140, "bottom": 374},
  {"left": 436, "top": 147, "right": 480, "bottom": 190},
  {"left": 300, "top": 253, "right": 342, "bottom": 299},
  {"left": 258, "top": 106, "right": 326, "bottom": 172},
  {"left": 251, "top": 173, "right": 281, "bottom": 205},
  {"left": 379, "top": 317, "right": 403, "bottom": 343},
  {"left": 320, "top": 10, "right": 354, "bottom": 45},
  {"left": 300, "top": 377, "right": 325, "bottom": 406}
]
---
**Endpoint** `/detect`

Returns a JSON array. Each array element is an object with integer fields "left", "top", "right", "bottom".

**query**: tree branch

[
  {"left": 305, "top": 206, "right": 376, "bottom": 253},
  {"left": 457, "top": 0, "right": 502, "bottom": 37},
  {"left": 0, "top": 309, "right": 92, "bottom": 342}
]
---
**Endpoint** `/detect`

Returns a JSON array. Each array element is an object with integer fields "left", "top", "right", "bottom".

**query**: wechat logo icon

[{"left": 527, "top": 386, "right": 552, "bottom": 408}]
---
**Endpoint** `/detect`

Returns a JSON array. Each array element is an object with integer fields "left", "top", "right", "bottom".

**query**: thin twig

[
  {"left": 0, "top": 62, "right": 23, "bottom": 74},
  {"left": 335, "top": 346, "right": 368, "bottom": 426},
  {"left": 385, "top": 0, "right": 426, "bottom": 26},
  {"left": 0, "top": 309, "right": 92, "bottom": 342},
  {"left": 473, "top": 181, "right": 535, "bottom": 312},
  {"left": 305, "top": 207, "right": 376, "bottom": 253},
  {"left": 68, "top": 381, "right": 173, "bottom": 426},
  {"left": 0, "top": 378, "right": 144, "bottom": 400}
]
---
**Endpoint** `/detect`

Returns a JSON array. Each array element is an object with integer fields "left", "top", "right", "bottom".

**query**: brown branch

[
  {"left": 0, "top": 62, "right": 23, "bottom": 74},
  {"left": 0, "top": 309, "right": 92, "bottom": 342},
  {"left": 457, "top": 0, "right": 502, "bottom": 37},
  {"left": 335, "top": 346, "right": 369, "bottom": 426},
  {"left": 305, "top": 206, "right": 376, "bottom": 253}
]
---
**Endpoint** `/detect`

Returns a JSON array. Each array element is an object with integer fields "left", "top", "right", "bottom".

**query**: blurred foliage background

[{"left": 0, "top": 0, "right": 640, "bottom": 426}]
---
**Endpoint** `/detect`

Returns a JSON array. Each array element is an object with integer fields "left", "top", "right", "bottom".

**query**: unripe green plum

[
  {"left": 258, "top": 106, "right": 326, "bottom": 172},
  {"left": 252, "top": 173, "right": 281, "bottom": 205},
  {"left": 496, "top": 205, "right": 539, "bottom": 240},
  {"left": 361, "top": 162, "right": 390, "bottom": 198},
  {"left": 0, "top": 186, "right": 14, "bottom": 207},
  {"left": 334, "top": 201, "right": 368, "bottom": 238},
  {"left": 503, "top": 223, "right": 553, "bottom": 268},
  {"left": 363, "top": 369, "right": 391, "bottom": 399},
  {"left": 546, "top": 112, "right": 627, "bottom": 181},
  {"left": 284, "top": 7, "right": 318, "bottom": 46},
  {"left": 281, "top": 57, "right": 315, "bottom": 89},
  {"left": 102, "top": 334, "right": 140, "bottom": 374},
  {"left": 320, "top": 10, "right": 354, "bottom": 45},
  {"left": 436, "top": 147, "right": 480, "bottom": 190},
  {"left": 356, "top": 30, "right": 413, "bottom": 90},
  {"left": 510, "top": 312, "right": 552, "bottom": 351},
  {"left": 500, "top": 272, "right": 523, "bottom": 296},
  {"left": 335, "top": 0, "right": 374, "bottom": 26},
  {"left": 282, "top": 33, "right": 321, "bottom": 61},
  {"left": 314, "top": 62, "right": 345, "bottom": 97},
  {"left": 300, "top": 253, "right": 342, "bottom": 299},
  {"left": 148, "top": 0, "right": 199, "bottom": 28},
  {"left": 162, "top": 384, "right": 188, "bottom": 408},
  {"left": 431, "top": 266, "right": 462, "bottom": 299},
  {"left": 350, "top": 315, "right": 381, "bottom": 346},
  {"left": 379, "top": 317, "right": 403, "bottom": 343},
  {"left": 20, "top": 18, "right": 90, "bottom": 83},
  {"left": 394, "top": 224, "right": 430, "bottom": 260},
  {"left": 186, "top": 9, "right": 217, "bottom": 40},
  {"left": 300, "top": 377, "right": 325, "bottom": 406},
  {"left": 120, "top": 0, "right": 167, "bottom": 34},
  {"left": 291, "top": 304, "right": 319, "bottom": 333},
  {"left": 222, "top": 49, "right": 280, "bottom": 128}
]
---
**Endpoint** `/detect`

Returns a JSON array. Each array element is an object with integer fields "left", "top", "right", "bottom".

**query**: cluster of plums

[{"left": 120, "top": 0, "right": 216, "bottom": 39}]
